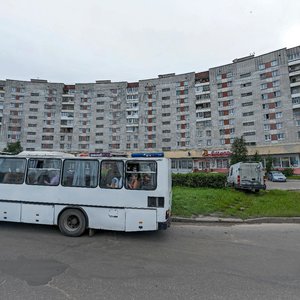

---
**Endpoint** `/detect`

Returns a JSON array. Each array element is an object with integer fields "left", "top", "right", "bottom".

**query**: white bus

[{"left": 0, "top": 152, "right": 172, "bottom": 237}]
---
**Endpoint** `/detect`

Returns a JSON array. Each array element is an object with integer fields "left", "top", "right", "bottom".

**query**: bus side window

[
  {"left": 125, "top": 161, "right": 157, "bottom": 191},
  {"left": 62, "top": 159, "right": 98, "bottom": 188},
  {"left": 0, "top": 158, "right": 26, "bottom": 184},
  {"left": 100, "top": 160, "right": 123, "bottom": 189},
  {"left": 26, "top": 158, "right": 62, "bottom": 186}
]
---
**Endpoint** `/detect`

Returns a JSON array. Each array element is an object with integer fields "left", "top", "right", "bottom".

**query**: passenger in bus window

[
  {"left": 27, "top": 170, "right": 37, "bottom": 184},
  {"left": 44, "top": 170, "right": 60, "bottom": 185},
  {"left": 110, "top": 177, "right": 119, "bottom": 188},
  {"left": 101, "top": 162, "right": 122, "bottom": 188},
  {"left": 141, "top": 174, "right": 153, "bottom": 190},
  {"left": 63, "top": 167, "right": 74, "bottom": 186},
  {"left": 37, "top": 173, "right": 49, "bottom": 185},
  {"left": 128, "top": 173, "right": 141, "bottom": 189}
]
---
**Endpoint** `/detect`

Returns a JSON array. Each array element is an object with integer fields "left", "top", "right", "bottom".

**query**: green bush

[
  {"left": 172, "top": 172, "right": 227, "bottom": 188},
  {"left": 281, "top": 168, "right": 294, "bottom": 177}
]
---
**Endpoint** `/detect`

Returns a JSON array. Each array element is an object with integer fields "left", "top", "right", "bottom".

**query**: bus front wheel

[{"left": 58, "top": 209, "right": 87, "bottom": 237}]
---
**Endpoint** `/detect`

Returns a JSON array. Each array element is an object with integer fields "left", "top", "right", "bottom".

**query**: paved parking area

[
  {"left": 266, "top": 179, "right": 300, "bottom": 190},
  {"left": 1, "top": 223, "right": 300, "bottom": 299}
]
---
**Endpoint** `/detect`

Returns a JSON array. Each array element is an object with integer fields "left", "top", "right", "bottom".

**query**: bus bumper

[{"left": 158, "top": 219, "right": 171, "bottom": 230}]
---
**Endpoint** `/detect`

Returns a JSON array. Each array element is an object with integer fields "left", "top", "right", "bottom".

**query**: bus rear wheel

[{"left": 58, "top": 209, "right": 86, "bottom": 237}]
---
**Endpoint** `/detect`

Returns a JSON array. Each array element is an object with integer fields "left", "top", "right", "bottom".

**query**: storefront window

[
  {"left": 290, "top": 157, "right": 299, "bottom": 167},
  {"left": 281, "top": 157, "right": 290, "bottom": 168},
  {"left": 223, "top": 159, "right": 229, "bottom": 168},
  {"left": 217, "top": 159, "right": 223, "bottom": 168},
  {"left": 273, "top": 157, "right": 281, "bottom": 168}
]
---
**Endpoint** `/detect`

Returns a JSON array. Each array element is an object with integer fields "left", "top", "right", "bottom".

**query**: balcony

[
  {"left": 288, "top": 59, "right": 300, "bottom": 66},
  {"left": 290, "top": 81, "right": 300, "bottom": 88},
  {"left": 289, "top": 65, "right": 300, "bottom": 77},
  {"left": 62, "top": 92, "right": 75, "bottom": 97},
  {"left": 126, "top": 114, "right": 139, "bottom": 119},
  {"left": 195, "top": 98, "right": 210, "bottom": 105},
  {"left": 60, "top": 121, "right": 74, "bottom": 127},
  {"left": 196, "top": 115, "right": 212, "bottom": 121},
  {"left": 126, "top": 106, "right": 139, "bottom": 111},
  {"left": 293, "top": 103, "right": 300, "bottom": 109},
  {"left": 61, "top": 113, "right": 74, "bottom": 120},
  {"left": 61, "top": 105, "right": 74, "bottom": 111},
  {"left": 291, "top": 92, "right": 300, "bottom": 98},
  {"left": 293, "top": 112, "right": 300, "bottom": 119},
  {"left": 62, "top": 96, "right": 75, "bottom": 104},
  {"left": 126, "top": 98, "right": 139, "bottom": 104},
  {"left": 196, "top": 107, "right": 211, "bottom": 113}
]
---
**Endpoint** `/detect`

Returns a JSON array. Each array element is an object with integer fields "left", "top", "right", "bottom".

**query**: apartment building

[{"left": 0, "top": 46, "right": 300, "bottom": 173}]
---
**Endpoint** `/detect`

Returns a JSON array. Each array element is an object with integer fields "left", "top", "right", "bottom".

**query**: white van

[{"left": 227, "top": 162, "right": 266, "bottom": 192}]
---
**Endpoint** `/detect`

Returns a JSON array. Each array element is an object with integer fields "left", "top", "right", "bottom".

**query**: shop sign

[{"left": 202, "top": 150, "right": 232, "bottom": 157}]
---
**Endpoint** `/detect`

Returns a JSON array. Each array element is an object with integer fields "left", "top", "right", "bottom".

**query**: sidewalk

[
  {"left": 266, "top": 179, "right": 300, "bottom": 191},
  {"left": 172, "top": 216, "right": 300, "bottom": 225}
]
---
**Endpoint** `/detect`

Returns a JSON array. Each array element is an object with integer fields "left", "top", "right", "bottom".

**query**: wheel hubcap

[{"left": 65, "top": 215, "right": 80, "bottom": 231}]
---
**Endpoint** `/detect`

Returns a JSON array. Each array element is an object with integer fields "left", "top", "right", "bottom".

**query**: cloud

[{"left": 0, "top": 0, "right": 300, "bottom": 83}]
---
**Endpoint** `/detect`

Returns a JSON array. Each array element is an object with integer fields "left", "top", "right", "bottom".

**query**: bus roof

[{"left": 17, "top": 151, "right": 75, "bottom": 158}]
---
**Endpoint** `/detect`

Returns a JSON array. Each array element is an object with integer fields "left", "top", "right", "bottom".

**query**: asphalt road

[
  {"left": 1, "top": 222, "right": 300, "bottom": 300},
  {"left": 266, "top": 179, "right": 300, "bottom": 190}
]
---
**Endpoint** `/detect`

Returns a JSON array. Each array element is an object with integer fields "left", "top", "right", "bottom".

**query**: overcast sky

[{"left": 1, "top": 0, "right": 299, "bottom": 84}]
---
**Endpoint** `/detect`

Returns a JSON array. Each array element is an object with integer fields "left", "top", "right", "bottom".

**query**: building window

[
  {"left": 243, "top": 121, "right": 254, "bottom": 127},
  {"left": 206, "top": 130, "right": 211, "bottom": 137},
  {"left": 265, "top": 134, "right": 271, "bottom": 141},
  {"left": 243, "top": 131, "right": 256, "bottom": 136},
  {"left": 241, "top": 92, "right": 252, "bottom": 97},
  {"left": 240, "top": 72, "right": 251, "bottom": 78},
  {"left": 264, "top": 124, "right": 270, "bottom": 131},
  {"left": 41, "top": 144, "right": 54, "bottom": 149},
  {"left": 242, "top": 102, "right": 253, "bottom": 107},
  {"left": 243, "top": 112, "right": 254, "bottom": 117},
  {"left": 241, "top": 82, "right": 252, "bottom": 88}
]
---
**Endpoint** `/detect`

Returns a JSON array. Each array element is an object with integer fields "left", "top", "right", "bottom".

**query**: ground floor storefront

[{"left": 167, "top": 145, "right": 300, "bottom": 175}]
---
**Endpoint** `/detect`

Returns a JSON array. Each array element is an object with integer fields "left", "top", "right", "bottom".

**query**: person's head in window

[
  {"left": 143, "top": 174, "right": 151, "bottom": 184},
  {"left": 128, "top": 173, "right": 140, "bottom": 189},
  {"left": 141, "top": 174, "right": 154, "bottom": 189}
]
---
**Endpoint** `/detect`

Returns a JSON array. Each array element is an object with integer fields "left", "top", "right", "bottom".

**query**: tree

[
  {"left": 251, "top": 150, "right": 262, "bottom": 163},
  {"left": 265, "top": 155, "right": 273, "bottom": 174},
  {"left": 230, "top": 137, "right": 248, "bottom": 165},
  {"left": 3, "top": 141, "right": 23, "bottom": 155}
]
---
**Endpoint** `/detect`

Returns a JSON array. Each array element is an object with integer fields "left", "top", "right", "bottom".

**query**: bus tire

[{"left": 58, "top": 209, "right": 87, "bottom": 237}]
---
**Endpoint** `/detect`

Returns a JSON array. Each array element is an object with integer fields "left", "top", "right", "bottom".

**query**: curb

[{"left": 172, "top": 216, "right": 300, "bottom": 225}]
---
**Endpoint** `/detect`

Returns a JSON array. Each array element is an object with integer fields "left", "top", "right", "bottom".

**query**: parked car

[
  {"left": 227, "top": 162, "right": 266, "bottom": 192},
  {"left": 268, "top": 171, "right": 287, "bottom": 182}
]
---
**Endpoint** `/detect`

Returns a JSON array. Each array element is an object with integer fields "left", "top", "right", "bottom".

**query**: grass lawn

[
  {"left": 172, "top": 186, "right": 300, "bottom": 219},
  {"left": 288, "top": 175, "right": 300, "bottom": 180}
]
